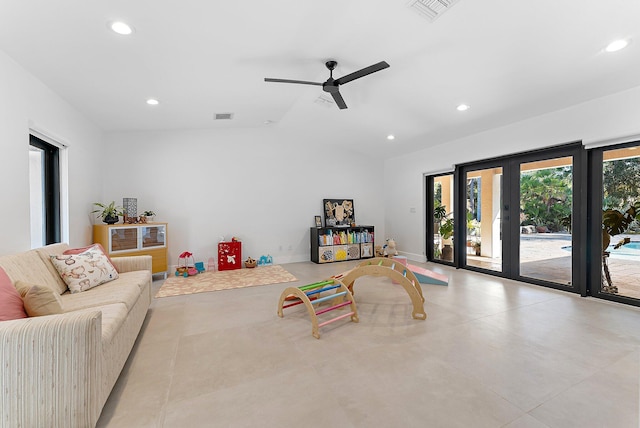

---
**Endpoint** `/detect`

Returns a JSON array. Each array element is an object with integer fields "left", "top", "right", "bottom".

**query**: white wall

[
  {"left": 103, "top": 128, "right": 385, "bottom": 268},
  {"left": 0, "top": 50, "right": 104, "bottom": 255},
  {"left": 384, "top": 85, "right": 640, "bottom": 261}
]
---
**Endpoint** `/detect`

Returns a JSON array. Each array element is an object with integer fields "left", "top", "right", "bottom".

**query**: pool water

[
  {"left": 621, "top": 242, "right": 640, "bottom": 250},
  {"left": 562, "top": 241, "right": 640, "bottom": 258}
]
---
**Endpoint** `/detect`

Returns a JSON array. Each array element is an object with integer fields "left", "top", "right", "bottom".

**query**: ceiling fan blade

[
  {"left": 335, "top": 61, "right": 390, "bottom": 85},
  {"left": 330, "top": 91, "right": 348, "bottom": 109},
  {"left": 264, "top": 78, "right": 322, "bottom": 86}
]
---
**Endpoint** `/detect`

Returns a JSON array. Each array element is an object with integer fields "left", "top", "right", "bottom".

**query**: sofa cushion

[
  {"left": 34, "top": 243, "right": 71, "bottom": 294},
  {"left": 50, "top": 246, "right": 119, "bottom": 293},
  {"left": 61, "top": 280, "right": 142, "bottom": 312},
  {"left": 15, "top": 281, "right": 64, "bottom": 317},
  {"left": 71, "top": 303, "right": 128, "bottom": 344},
  {"left": 0, "top": 249, "right": 65, "bottom": 295},
  {"left": 0, "top": 267, "right": 28, "bottom": 321},
  {"left": 112, "top": 270, "right": 152, "bottom": 291}
]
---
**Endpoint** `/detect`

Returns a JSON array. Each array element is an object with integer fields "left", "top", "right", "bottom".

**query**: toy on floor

[
  {"left": 258, "top": 255, "right": 273, "bottom": 266},
  {"left": 175, "top": 251, "right": 199, "bottom": 277},
  {"left": 406, "top": 263, "right": 448, "bottom": 286},
  {"left": 194, "top": 261, "right": 206, "bottom": 274},
  {"left": 277, "top": 279, "right": 358, "bottom": 339},
  {"left": 332, "top": 257, "right": 426, "bottom": 320},
  {"left": 382, "top": 239, "right": 398, "bottom": 257}
]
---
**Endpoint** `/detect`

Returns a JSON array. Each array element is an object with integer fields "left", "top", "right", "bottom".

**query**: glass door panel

[
  {"left": 601, "top": 145, "right": 640, "bottom": 299},
  {"left": 518, "top": 157, "right": 573, "bottom": 285},
  {"left": 433, "top": 174, "right": 455, "bottom": 262},
  {"left": 110, "top": 227, "right": 138, "bottom": 252},
  {"left": 141, "top": 225, "right": 166, "bottom": 248},
  {"left": 465, "top": 167, "right": 503, "bottom": 272}
]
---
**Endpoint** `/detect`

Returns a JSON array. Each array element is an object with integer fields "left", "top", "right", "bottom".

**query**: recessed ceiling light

[
  {"left": 456, "top": 104, "right": 470, "bottom": 111},
  {"left": 110, "top": 21, "right": 134, "bottom": 35},
  {"left": 605, "top": 39, "right": 630, "bottom": 53},
  {"left": 146, "top": 98, "right": 159, "bottom": 106},
  {"left": 387, "top": 134, "right": 395, "bottom": 140}
]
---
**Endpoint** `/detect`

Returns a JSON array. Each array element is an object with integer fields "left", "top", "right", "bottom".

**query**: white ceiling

[{"left": 1, "top": 0, "right": 639, "bottom": 158}]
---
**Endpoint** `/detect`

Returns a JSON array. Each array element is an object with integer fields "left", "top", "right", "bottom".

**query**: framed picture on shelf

[
  {"left": 314, "top": 216, "right": 322, "bottom": 227},
  {"left": 323, "top": 199, "right": 355, "bottom": 227}
]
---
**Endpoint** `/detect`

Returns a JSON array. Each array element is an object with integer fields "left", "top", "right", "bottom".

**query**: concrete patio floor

[{"left": 466, "top": 233, "right": 640, "bottom": 300}]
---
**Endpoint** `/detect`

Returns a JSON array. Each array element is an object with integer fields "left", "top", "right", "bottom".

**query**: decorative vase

[{"left": 104, "top": 214, "right": 119, "bottom": 224}]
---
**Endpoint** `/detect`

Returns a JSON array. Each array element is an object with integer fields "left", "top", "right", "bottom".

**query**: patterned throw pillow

[
  {"left": 50, "top": 246, "right": 119, "bottom": 293},
  {"left": 63, "top": 243, "right": 119, "bottom": 272}
]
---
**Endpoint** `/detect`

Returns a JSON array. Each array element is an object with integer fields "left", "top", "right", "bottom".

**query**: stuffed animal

[{"left": 383, "top": 239, "right": 398, "bottom": 257}]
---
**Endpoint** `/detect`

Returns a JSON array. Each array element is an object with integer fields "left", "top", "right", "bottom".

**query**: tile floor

[{"left": 97, "top": 260, "right": 640, "bottom": 428}]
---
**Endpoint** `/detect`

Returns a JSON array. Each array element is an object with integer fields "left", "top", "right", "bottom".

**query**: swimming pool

[{"left": 562, "top": 241, "right": 640, "bottom": 259}]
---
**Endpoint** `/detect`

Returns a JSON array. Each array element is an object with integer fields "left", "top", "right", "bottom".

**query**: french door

[
  {"left": 589, "top": 141, "right": 640, "bottom": 304},
  {"left": 455, "top": 143, "right": 586, "bottom": 293}
]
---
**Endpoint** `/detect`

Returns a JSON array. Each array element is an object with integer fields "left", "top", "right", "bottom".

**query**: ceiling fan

[{"left": 264, "top": 60, "right": 390, "bottom": 110}]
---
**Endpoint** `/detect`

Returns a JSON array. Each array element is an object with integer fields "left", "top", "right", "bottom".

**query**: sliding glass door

[
  {"left": 427, "top": 173, "right": 455, "bottom": 264},
  {"left": 518, "top": 157, "right": 573, "bottom": 286},
  {"left": 465, "top": 166, "right": 503, "bottom": 272},
  {"left": 453, "top": 143, "right": 584, "bottom": 292},
  {"left": 590, "top": 142, "right": 640, "bottom": 304}
]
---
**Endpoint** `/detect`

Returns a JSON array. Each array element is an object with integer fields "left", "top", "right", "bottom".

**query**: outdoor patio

[{"left": 466, "top": 233, "right": 640, "bottom": 300}]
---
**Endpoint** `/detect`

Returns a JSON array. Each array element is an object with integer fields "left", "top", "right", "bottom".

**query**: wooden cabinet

[
  {"left": 93, "top": 223, "right": 168, "bottom": 274},
  {"left": 310, "top": 226, "right": 374, "bottom": 264}
]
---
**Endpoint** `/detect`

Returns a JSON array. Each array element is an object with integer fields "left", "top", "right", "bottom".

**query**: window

[{"left": 29, "top": 134, "right": 61, "bottom": 246}]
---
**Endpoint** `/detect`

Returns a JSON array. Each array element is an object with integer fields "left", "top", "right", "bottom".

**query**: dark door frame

[
  {"left": 453, "top": 142, "right": 587, "bottom": 295},
  {"left": 29, "top": 134, "right": 61, "bottom": 245},
  {"left": 588, "top": 140, "right": 640, "bottom": 306}
]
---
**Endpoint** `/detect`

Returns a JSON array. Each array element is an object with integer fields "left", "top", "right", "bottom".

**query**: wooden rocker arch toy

[
  {"left": 334, "top": 257, "right": 426, "bottom": 320},
  {"left": 277, "top": 279, "right": 358, "bottom": 339}
]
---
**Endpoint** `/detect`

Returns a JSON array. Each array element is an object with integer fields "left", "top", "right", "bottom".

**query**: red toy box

[{"left": 218, "top": 241, "right": 242, "bottom": 270}]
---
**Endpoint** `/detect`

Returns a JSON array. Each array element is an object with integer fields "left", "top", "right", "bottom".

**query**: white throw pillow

[{"left": 50, "top": 246, "right": 119, "bottom": 293}]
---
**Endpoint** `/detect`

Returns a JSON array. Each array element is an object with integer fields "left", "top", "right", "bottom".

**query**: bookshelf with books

[{"left": 310, "top": 226, "right": 375, "bottom": 264}]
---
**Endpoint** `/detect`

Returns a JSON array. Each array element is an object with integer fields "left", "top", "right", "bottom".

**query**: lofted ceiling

[{"left": 1, "top": 0, "right": 639, "bottom": 158}]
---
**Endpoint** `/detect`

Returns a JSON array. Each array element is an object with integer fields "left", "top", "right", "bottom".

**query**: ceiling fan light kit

[{"left": 265, "top": 60, "right": 390, "bottom": 110}]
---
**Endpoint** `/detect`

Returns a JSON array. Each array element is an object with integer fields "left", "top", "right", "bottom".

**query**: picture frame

[
  {"left": 314, "top": 215, "right": 322, "bottom": 228},
  {"left": 323, "top": 199, "right": 355, "bottom": 227}
]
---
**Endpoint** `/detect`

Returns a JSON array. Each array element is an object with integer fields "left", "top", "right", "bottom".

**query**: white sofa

[{"left": 0, "top": 243, "right": 152, "bottom": 427}]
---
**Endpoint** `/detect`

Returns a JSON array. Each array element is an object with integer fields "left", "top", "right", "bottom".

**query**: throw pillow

[
  {"left": 0, "top": 267, "right": 28, "bottom": 321},
  {"left": 64, "top": 243, "right": 118, "bottom": 272},
  {"left": 50, "top": 246, "right": 119, "bottom": 293},
  {"left": 15, "top": 281, "right": 63, "bottom": 317}
]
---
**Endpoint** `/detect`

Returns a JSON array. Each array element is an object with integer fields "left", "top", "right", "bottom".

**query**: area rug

[{"left": 155, "top": 265, "right": 297, "bottom": 298}]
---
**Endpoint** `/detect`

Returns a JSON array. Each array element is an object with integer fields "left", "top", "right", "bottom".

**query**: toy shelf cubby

[{"left": 310, "top": 226, "right": 374, "bottom": 264}]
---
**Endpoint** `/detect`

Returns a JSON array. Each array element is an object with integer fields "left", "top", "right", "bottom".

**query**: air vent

[
  {"left": 214, "top": 113, "right": 234, "bottom": 120},
  {"left": 407, "top": 0, "right": 460, "bottom": 21}
]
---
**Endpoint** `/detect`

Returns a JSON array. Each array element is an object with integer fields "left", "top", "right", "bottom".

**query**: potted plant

[
  {"left": 439, "top": 218, "right": 454, "bottom": 261},
  {"left": 140, "top": 210, "right": 156, "bottom": 223},
  {"left": 91, "top": 201, "right": 123, "bottom": 224},
  {"left": 601, "top": 201, "right": 640, "bottom": 293},
  {"left": 472, "top": 240, "right": 481, "bottom": 256},
  {"left": 434, "top": 204, "right": 454, "bottom": 261}
]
